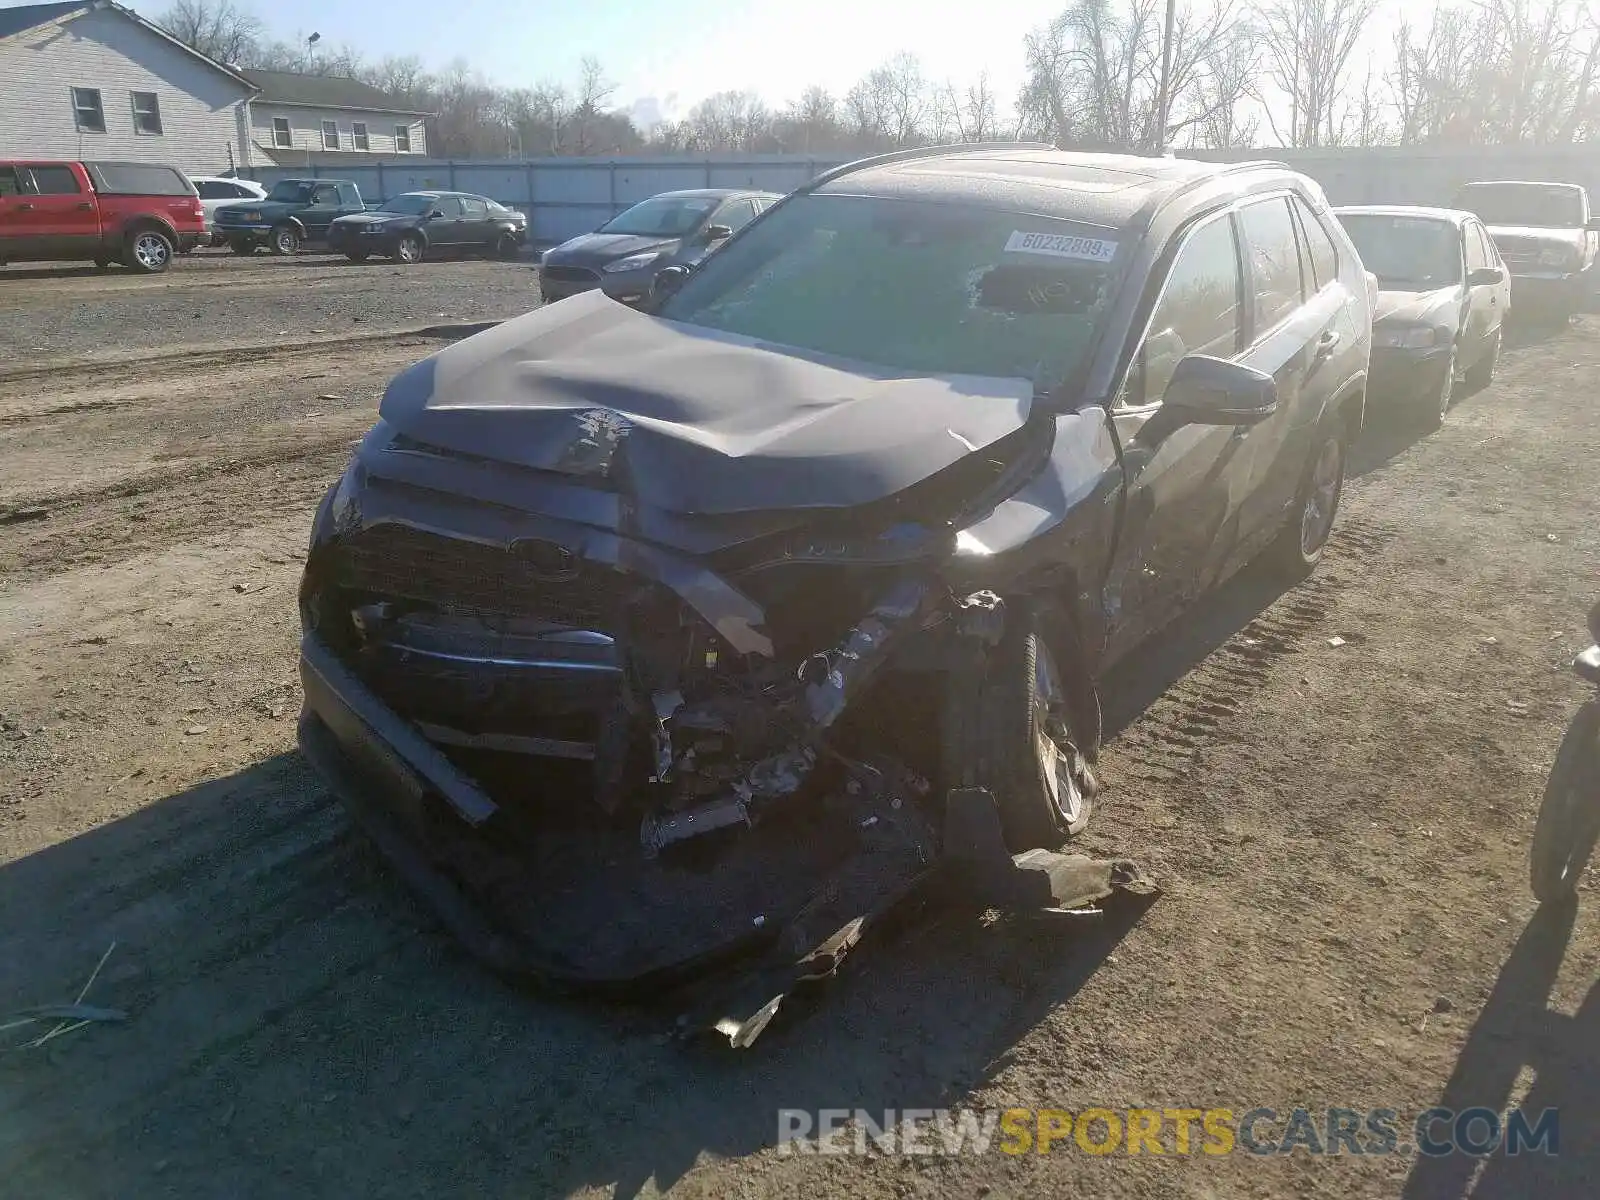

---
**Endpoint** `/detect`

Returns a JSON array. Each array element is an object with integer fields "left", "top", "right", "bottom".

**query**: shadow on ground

[
  {"left": 1400, "top": 899, "right": 1599, "bottom": 1199},
  {"left": 0, "top": 746, "right": 1153, "bottom": 1199}
]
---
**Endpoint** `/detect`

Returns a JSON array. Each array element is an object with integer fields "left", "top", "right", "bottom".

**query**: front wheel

[
  {"left": 493, "top": 231, "right": 521, "bottom": 260},
  {"left": 942, "top": 611, "right": 1097, "bottom": 853},
  {"left": 1530, "top": 701, "right": 1600, "bottom": 904},
  {"left": 394, "top": 233, "right": 425, "bottom": 264},
  {"left": 269, "top": 224, "right": 300, "bottom": 255},
  {"left": 345, "top": 251, "right": 370, "bottom": 263},
  {"left": 229, "top": 239, "right": 256, "bottom": 256},
  {"left": 1464, "top": 329, "right": 1500, "bottom": 391},
  {"left": 1266, "top": 423, "right": 1346, "bottom": 578},
  {"left": 1420, "top": 343, "right": 1457, "bottom": 430},
  {"left": 125, "top": 228, "right": 174, "bottom": 274}
]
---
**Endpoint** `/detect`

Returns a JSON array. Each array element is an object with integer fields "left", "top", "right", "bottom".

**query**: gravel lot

[
  {"left": 0, "top": 250, "right": 542, "bottom": 363},
  {"left": 0, "top": 260, "right": 1597, "bottom": 1199}
]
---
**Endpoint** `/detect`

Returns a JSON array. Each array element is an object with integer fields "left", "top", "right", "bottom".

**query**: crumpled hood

[
  {"left": 544, "top": 232, "right": 677, "bottom": 264},
  {"left": 1485, "top": 224, "right": 1585, "bottom": 252},
  {"left": 377, "top": 289, "right": 1035, "bottom": 515},
  {"left": 1374, "top": 286, "right": 1461, "bottom": 325}
]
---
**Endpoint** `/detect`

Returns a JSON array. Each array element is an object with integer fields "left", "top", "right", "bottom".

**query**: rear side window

[
  {"left": 1473, "top": 223, "right": 1500, "bottom": 267},
  {"left": 1123, "top": 212, "right": 1242, "bottom": 407},
  {"left": 28, "top": 165, "right": 82, "bottom": 195},
  {"left": 1291, "top": 196, "right": 1339, "bottom": 289},
  {"left": 86, "top": 163, "right": 190, "bottom": 195},
  {"left": 338, "top": 183, "right": 360, "bottom": 207},
  {"left": 1239, "top": 197, "right": 1303, "bottom": 333}
]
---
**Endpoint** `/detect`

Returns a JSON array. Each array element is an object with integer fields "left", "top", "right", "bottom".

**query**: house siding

[
  {"left": 0, "top": 9, "right": 253, "bottom": 173},
  {"left": 250, "top": 104, "right": 426, "bottom": 162}
]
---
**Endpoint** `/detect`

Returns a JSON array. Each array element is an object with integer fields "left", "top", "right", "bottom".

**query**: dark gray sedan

[{"left": 538, "top": 188, "right": 781, "bottom": 305}]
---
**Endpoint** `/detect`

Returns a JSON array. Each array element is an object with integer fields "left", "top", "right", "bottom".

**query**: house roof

[
  {"left": 0, "top": 1, "right": 256, "bottom": 90},
  {"left": 240, "top": 69, "right": 433, "bottom": 117}
]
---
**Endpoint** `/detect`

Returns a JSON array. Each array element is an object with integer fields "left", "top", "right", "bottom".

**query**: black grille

[
  {"left": 540, "top": 264, "right": 600, "bottom": 284},
  {"left": 332, "top": 524, "right": 635, "bottom": 627}
]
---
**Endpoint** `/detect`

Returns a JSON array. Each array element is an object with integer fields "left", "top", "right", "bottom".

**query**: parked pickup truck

[
  {"left": 0, "top": 159, "right": 205, "bottom": 273},
  {"left": 215, "top": 178, "right": 366, "bottom": 255},
  {"left": 1453, "top": 179, "right": 1600, "bottom": 320}
]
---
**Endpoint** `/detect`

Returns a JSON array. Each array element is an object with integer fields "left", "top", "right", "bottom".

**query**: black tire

[
  {"left": 942, "top": 610, "right": 1097, "bottom": 853},
  {"left": 345, "top": 251, "right": 370, "bottom": 263},
  {"left": 1266, "top": 421, "right": 1346, "bottom": 578},
  {"left": 394, "top": 233, "right": 425, "bottom": 264},
  {"left": 93, "top": 256, "right": 111, "bottom": 270},
  {"left": 124, "top": 227, "right": 174, "bottom": 274},
  {"left": 1530, "top": 701, "right": 1600, "bottom": 904},
  {"left": 1418, "top": 343, "right": 1457, "bottom": 430},
  {"left": 269, "top": 224, "right": 299, "bottom": 256},
  {"left": 1464, "top": 329, "right": 1500, "bottom": 391},
  {"left": 493, "top": 231, "right": 521, "bottom": 260},
  {"left": 229, "top": 239, "right": 255, "bottom": 256}
]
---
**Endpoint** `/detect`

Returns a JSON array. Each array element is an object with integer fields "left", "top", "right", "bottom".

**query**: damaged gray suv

[{"left": 296, "top": 144, "right": 1370, "bottom": 1029}]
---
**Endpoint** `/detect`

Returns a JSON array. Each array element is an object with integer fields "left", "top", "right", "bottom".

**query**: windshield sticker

[{"left": 1004, "top": 231, "right": 1118, "bottom": 262}]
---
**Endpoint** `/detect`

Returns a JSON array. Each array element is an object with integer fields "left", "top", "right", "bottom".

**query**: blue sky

[{"left": 119, "top": 0, "right": 1067, "bottom": 123}]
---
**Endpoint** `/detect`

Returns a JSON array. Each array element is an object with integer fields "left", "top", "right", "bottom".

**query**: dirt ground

[{"left": 0, "top": 259, "right": 1596, "bottom": 1200}]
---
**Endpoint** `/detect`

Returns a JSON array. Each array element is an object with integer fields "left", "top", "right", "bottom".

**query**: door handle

[
  {"left": 76, "top": 202, "right": 92, "bottom": 210},
  {"left": 18, "top": 202, "right": 33, "bottom": 211},
  {"left": 1314, "top": 330, "right": 1340, "bottom": 360}
]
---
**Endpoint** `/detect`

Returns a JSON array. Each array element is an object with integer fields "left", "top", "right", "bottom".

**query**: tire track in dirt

[{"left": 1113, "top": 515, "right": 1401, "bottom": 786}]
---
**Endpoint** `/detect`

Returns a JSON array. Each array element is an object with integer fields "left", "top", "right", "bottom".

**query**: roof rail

[{"left": 801, "top": 140, "right": 1059, "bottom": 193}]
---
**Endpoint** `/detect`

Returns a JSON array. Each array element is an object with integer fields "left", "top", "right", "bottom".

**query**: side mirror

[
  {"left": 428, "top": 209, "right": 445, "bottom": 220},
  {"left": 652, "top": 264, "right": 691, "bottom": 301},
  {"left": 1164, "top": 354, "right": 1278, "bottom": 426},
  {"left": 703, "top": 223, "right": 733, "bottom": 243},
  {"left": 1467, "top": 266, "right": 1505, "bottom": 286}
]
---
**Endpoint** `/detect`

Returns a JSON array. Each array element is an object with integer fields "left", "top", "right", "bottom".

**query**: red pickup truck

[{"left": 0, "top": 159, "right": 206, "bottom": 274}]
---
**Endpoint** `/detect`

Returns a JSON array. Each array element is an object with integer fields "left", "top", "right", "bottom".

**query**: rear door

[
  {"left": 300, "top": 182, "right": 344, "bottom": 242},
  {"left": 19, "top": 164, "right": 100, "bottom": 257},
  {"left": 1101, "top": 207, "right": 1252, "bottom": 660},
  {"left": 458, "top": 195, "right": 491, "bottom": 247},
  {"left": 1467, "top": 220, "right": 1508, "bottom": 341},
  {"left": 1229, "top": 193, "right": 1346, "bottom": 557}
]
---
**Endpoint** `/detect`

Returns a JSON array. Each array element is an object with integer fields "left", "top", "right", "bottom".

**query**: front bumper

[
  {"left": 218, "top": 222, "right": 273, "bottom": 235},
  {"left": 1509, "top": 268, "right": 1588, "bottom": 316},
  {"left": 1369, "top": 344, "right": 1453, "bottom": 401},
  {"left": 538, "top": 264, "right": 655, "bottom": 306},
  {"left": 328, "top": 227, "right": 402, "bottom": 256}
]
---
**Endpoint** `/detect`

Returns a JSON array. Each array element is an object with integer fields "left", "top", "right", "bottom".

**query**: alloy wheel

[
  {"left": 133, "top": 233, "right": 169, "bottom": 271},
  {"left": 1299, "top": 436, "right": 1344, "bottom": 558}
]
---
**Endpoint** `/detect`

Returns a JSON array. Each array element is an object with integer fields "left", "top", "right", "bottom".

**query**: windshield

[
  {"left": 601, "top": 195, "right": 719, "bottom": 237},
  {"left": 265, "top": 181, "right": 314, "bottom": 204},
  {"left": 1454, "top": 183, "right": 1585, "bottom": 228},
  {"left": 1338, "top": 214, "right": 1462, "bottom": 289},
  {"left": 379, "top": 194, "right": 436, "bottom": 215},
  {"left": 657, "top": 194, "right": 1117, "bottom": 392}
]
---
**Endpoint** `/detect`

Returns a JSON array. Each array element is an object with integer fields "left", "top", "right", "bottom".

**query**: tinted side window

[
  {"left": 338, "top": 183, "right": 360, "bottom": 207},
  {"left": 1123, "top": 213, "right": 1242, "bottom": 407},
  {"left": 1291, "top": 195, "right": 1339, "bottom": 289},
  {"left": 460, "top": 197, "right": 487, "bottom": 219},
  {"left": 1474, "top": 223, "right": 1500, "bottom": 267},
  {"left": 310, "top": 184, "right": 339, "bottom": 205},
  {"left": 717, "top": 198, "right": 759, "bottom": 233},
  {"left": 0, "top": 167, "right": 20, "bottom": 197},
  {"left": 87, "top": 163, "right": 187, "bottom": 195},
  {"left": 433, "top": 196, "right": 463, "bottom": 217},
  {"left": 196, "top": 180, "right": 227, "bottom": 199},
  {"left": 1463, "top": 223, "right": 1488, "bottom": 271},
  {"left": 28, "top": 165, "right": 82, "bottom": 195},
  {"left": 1239, "top": 197, "right": 1303, "bottom": 333}
]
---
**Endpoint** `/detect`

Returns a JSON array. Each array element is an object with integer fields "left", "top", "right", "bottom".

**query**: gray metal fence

[{"left": 246, "top": 144, "right": 1600, "bottom": 247}]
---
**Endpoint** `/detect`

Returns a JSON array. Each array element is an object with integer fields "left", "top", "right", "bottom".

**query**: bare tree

[
  {"left": 947, "top": 73, "right": 1005, "bottom": 140},
  {"left": 1258, "top": 0, "right": 1382, "bottom": 147},
  {"left": 155, "top": 0, "right": 261, "bottom": 64}
]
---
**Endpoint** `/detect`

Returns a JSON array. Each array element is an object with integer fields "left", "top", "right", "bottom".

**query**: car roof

[
  {"left": 1333, "top": 205, "right": 1473, "bottom": 225},
  {"left": 815, "top": 147, "right": 1294, "bottom": 230},
  {"left": 642, "top": 188, "right": 780, "bottom": 201},
  {"left": 1455, "top": 179, "right": 1583, "bottom": 190}
]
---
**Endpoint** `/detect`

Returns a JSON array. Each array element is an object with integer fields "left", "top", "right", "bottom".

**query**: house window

[
  {"left": 352, "top": 122, "right": 369, "bottom": 151},
  {"left": 394, "top": 124, "right": 411, "bottom": 153},
  {"left": 71, "top": 87, "right": 105, "bottom": 133},
  {"left": 130, "top": 91, "right": 162, "bottom": 135},
  {"left": 321, "top": 120, "right": 339, "bottom": 150},
  {"left": 271, "top": 117, "right": 291, "bottom": 148}
]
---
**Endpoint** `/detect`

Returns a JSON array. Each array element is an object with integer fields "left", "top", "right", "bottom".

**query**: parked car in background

[
  {"left": 215, "top": 178, "right": 365, "bottom": 255},
  {"left": 296, "top": 147, "right": 1371, "bottom": 988},
  {"left": 188, "top": 175, "right": 268, "bottom": 247},
  {"left": 0, "top": 159, "right": 204, "bottom": 273},
  {"left": 1334, "top": 206, "right": 1510, "bottom": 426},
  {"left": 1452, "top": 180, "right": 1599, "bottom": 320},
  {"left": 326, "top": 191, "right": 527, "bottom": 264},
  {"left": 538, "top": 187, "right": 782, "bottom": 304}
]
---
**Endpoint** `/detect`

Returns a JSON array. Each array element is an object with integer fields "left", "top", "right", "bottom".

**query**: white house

[
  {"left": 241, "top": 69, "right": 431, "bottom": 167},
  {"left": 0, "top": 1, "right": 257, "bottom": 173}
]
